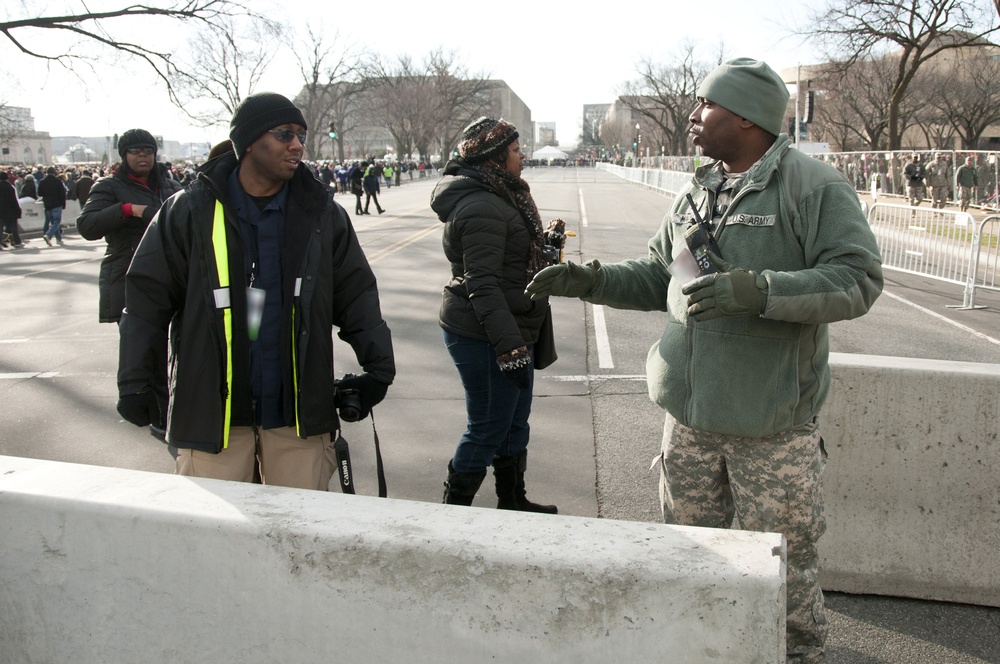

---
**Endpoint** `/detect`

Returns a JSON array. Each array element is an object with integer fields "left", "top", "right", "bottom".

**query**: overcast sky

[{"left": 4, "top": 0, "right": 821, "bottom": 151}]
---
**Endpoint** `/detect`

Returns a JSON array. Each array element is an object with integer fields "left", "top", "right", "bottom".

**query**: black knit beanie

[
  {"left": 458, "top": 117, "right": 519, "bottom": 163},
  {"left": 118, "top": 128, "right": 158, "bottom": 159},
  {"left": 229, "top": 92, "right": 307, "bottom": 159}
]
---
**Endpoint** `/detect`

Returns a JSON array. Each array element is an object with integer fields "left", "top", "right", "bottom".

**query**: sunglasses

[
  {"left": 268, "top": 129, "right": 308, "bottom": 144},
  {"left": 126, "top": 147, "right": 155, "bottom": 156}
]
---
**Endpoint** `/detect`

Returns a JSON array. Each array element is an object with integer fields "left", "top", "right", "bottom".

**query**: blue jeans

[
  {"left": 443, "top": 329, "right": 534, "bottom": 473},
  {"left": 44, "top": 208, "right": 62, "bottom": 241}
]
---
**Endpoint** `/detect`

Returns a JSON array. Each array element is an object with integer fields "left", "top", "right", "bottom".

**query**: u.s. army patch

[{"left": 727, "top": 213, "right": 776, "bottom": 227}]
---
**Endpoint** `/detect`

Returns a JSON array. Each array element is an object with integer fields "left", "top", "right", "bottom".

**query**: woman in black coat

[
  {"left": 362, "top": 162, "right": 384, "bottom": 215},
  {"left": 0, "top": 171, "right": 23, "bottom": 248},
  {"left": 77, "top": 129, "right": 183, "bottom": 324},
  {"left": 430, "top": 117, "right": 556, "bottom": 513},
  {"left": 348, "top": 162, "right": 365, "bottom": 215}
]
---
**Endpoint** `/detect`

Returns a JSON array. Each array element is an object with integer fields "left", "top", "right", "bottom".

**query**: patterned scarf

[{"left": 465, "top": 160, "right": 546, "bottom": 279}]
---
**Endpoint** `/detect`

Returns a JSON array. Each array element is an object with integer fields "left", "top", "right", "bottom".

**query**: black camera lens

[
  {"left": 338, "top": 391, "right": 362, "bottom": 422},
  {"left": 334, "top": 373, "right": 363, "bottom": 422}
]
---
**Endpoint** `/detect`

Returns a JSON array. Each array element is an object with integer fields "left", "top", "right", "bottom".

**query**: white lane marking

[
  {"left": 0, "top": 372, "right": 61, "bottom": 379},
  {"left": 579, "top": 189, "right": 588, "bottom": 228},
  {"left": 0, "top": 339, "right": 29, "bottom": 344},
  {"left": 547, "top": 374, "right": 646, "bottom": 382},
  {"left": 883, "top": 290, "right": 1000, "bottom": 347},
  {"left": 592, "top": 304, "right": 614, "bottom": 369},
  {"left": 365, "top": 223, "right": 439, "bottom": 263}
]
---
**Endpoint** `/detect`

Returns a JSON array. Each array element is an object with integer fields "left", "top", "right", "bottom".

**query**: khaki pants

[
  {"left": 176, "top": 426, "right": 336, "bottom": 491},
  {"left": 658, "top": 415, "right": 828, "bottom": 662}
]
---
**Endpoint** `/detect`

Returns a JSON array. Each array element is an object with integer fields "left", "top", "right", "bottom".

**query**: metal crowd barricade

[
  {"left": 599, "top": 164, "right": 691, "bottom": 204},
  {"left": 599, "top": 163, "right": 999, "bottom": 311},
  {"left": 867, "top": 203, "right": 982, "bottom": 306},
  {"left": 954, "top": 214, "right": 1000, "bottom": 310}
]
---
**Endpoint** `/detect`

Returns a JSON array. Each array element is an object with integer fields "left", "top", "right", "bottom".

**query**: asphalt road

[{"left": 1, "top": 166, "right": 997, "bottom": 662}]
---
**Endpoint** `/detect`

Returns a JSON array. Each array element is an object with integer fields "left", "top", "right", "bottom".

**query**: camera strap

[
  {"left": 333, "top": 434, "right": 354, "bottom": 494},
  {"left": 371, "top": 411, "right": 387, "bottom": 498},
  {"left": 331, "top": 411, "right": 387, "bottom": 498}
]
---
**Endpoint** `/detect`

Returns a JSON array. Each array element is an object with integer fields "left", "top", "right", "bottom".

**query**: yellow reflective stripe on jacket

[
  {"left": 211, "top": 200, "right": 233, "bottom": 448},
  {"left": 291, "top": 304, "right": 300, "bottom": 437}
]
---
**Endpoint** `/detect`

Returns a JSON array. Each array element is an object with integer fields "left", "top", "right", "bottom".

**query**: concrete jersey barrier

[
  {"left": 18, "top": 198, "right": 82, "bottom": 233},
  {"left": 821, "top": 353, "right": 1000, "bottom": 606},
  {"left": 0, "top": 455, "right": 787, "bottom": 663}
]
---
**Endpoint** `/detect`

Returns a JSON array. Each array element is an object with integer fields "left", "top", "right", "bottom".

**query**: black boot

[
  {"left": 443, "top": 461, "right": 486, "bottom": 506},
  {"left": 493, "top": 451, "right": 557, "bottom": 514}
]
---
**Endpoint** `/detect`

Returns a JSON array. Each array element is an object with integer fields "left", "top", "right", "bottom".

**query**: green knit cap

[{"left": 696, "top": 58, "right": 789, "bottom": 137}]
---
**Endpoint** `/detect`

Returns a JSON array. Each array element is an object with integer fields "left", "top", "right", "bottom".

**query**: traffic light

[
  {"left": 328, "top": 122, "right": 337, "bottom": 139},
  {"left": 804, "top": 91, "right": 815, "bottom": 124}
]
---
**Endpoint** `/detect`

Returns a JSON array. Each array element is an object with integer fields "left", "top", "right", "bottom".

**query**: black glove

[
  {"left": 497, "top": 346, "right": 532, "bottom": 390},
  {"left": 117, "top": 391, "right": 164, "bottom": 428},
  {"left": 336, "top": 372, "right": 390, "bottom": 421}
]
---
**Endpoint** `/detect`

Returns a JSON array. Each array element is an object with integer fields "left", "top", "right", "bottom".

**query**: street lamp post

[{"left": 635, "top": 123, "right": 641, "bottom": 167}]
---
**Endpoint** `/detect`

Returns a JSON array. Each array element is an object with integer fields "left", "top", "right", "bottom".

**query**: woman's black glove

[
  {"left": 335, "top": 372, "right": 390, "bottom": 421},
  {"left": 497, "top": 346, "right": 532, "bottom": 390},
  {"left": 117, "top": 391, "right": 164, "bottom": 428}
]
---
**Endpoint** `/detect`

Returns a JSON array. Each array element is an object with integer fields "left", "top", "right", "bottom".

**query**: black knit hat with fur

[
  {"left": 458, "top": 117, "right": 519, "bottom": 163},
  {"left": 229, "top": 92, "right": 307, "bottom": 160},
  {"left": 117, "top": 128, "right": 158, "bottom": 159}
]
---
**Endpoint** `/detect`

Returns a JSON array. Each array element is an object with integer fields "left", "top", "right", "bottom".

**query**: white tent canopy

[{"left": 532, "top": 145, "right": 568, "bottom": 160}]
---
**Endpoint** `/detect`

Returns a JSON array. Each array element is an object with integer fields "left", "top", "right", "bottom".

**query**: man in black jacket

[
  {"left": 37, "top": 167, "right": 67, "bottom": 245},
  {"left": 116, "top": 92, "right": 395, "bottom": 490},
  {"left": 74, "top": 170, "right": 95, "bottom": 207}
]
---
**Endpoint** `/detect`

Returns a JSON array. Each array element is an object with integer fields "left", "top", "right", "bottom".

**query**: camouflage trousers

[
  {"left": 658, "top": 415, "right": 829, "bottom": 663},
  {"left": 907, "top": 183, "right": 925, "bottom": 206},
  {"left": 959, "top": 186, "right": 974, "bottom": 211},
  {"left": 930, "top": 185, "right": 950, "bottom": 209}
]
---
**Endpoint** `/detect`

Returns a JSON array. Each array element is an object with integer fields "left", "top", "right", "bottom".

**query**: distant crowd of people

[
  {"left": 816, "top": 150, "right": 998, "bottom": 212},
  {"left": 0, "top": 150, "right": 443, "bottom": 252}
]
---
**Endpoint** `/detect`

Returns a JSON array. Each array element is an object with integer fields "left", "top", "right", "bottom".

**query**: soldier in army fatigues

[
  {"left": 925, "top": 153, "right": 951, "bottom": 209},
  {"left": 528, "top": 58, "right": 883, "bottom": 663}
]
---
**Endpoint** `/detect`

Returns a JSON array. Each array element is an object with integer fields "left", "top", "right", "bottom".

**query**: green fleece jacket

[{"left": 588, "top": 135, "right": 883, "bottom": 437}]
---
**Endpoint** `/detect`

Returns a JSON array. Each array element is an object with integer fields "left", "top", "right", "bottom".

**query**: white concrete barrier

[
  {"left": 18, "top": 198, "right": 82, "bottom": 233},
  {"left": 822, "top": 353, "right": 1000, "bottom": 606},
  {"left": 0, "top": 456, "right": 786, "bottom": 664}
]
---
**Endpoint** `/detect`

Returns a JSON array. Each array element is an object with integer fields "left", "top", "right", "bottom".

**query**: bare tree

[
  {"left": 364, "top": 56, "right": 432, "bottom": 161},
  {"left": 805, "top": 0, "right": 1000, "bottom": 149},
  {"left": 926, "top": 49, "right": 1000, "bottom": 148},
  {"left": 598, "top": 120, "right": 631, "bottom": 155},
  {"left": 425, "top": 50, "right": 492, "bottom": 161},
  {"left": 168, "top": 15, "right": 284, "bottom": 129},
  {"left": 0, "top": 1, "right": 247, "bottom": 95},
  {"left": 291, "top": 27, "right": 370, "bottom": 161},
  {"left": 617, "top": 43, "right": 720, "bottom": 157},
  {"left": 0, "top": 107, "right": 30, "bottom": 153},
  {"left": 811, "top": 57, "right": 904, "bottom": 150}
]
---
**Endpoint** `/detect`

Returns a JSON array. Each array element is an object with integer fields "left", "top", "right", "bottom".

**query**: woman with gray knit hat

[{"left": 431, "top": 116, "right": 557, "bottom": 513}]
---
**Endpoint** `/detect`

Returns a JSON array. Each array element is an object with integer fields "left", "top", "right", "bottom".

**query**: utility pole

[{"left": 795, "top": 64, "right": 801, "bottom": 149}]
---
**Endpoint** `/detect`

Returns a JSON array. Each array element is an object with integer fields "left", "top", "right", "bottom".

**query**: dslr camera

[
  {"left": 542, "top": 218, "right": 571, "bottom": 266},
  {"left": 334, "top": 373, "right": 363, "bottom": 422}
]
